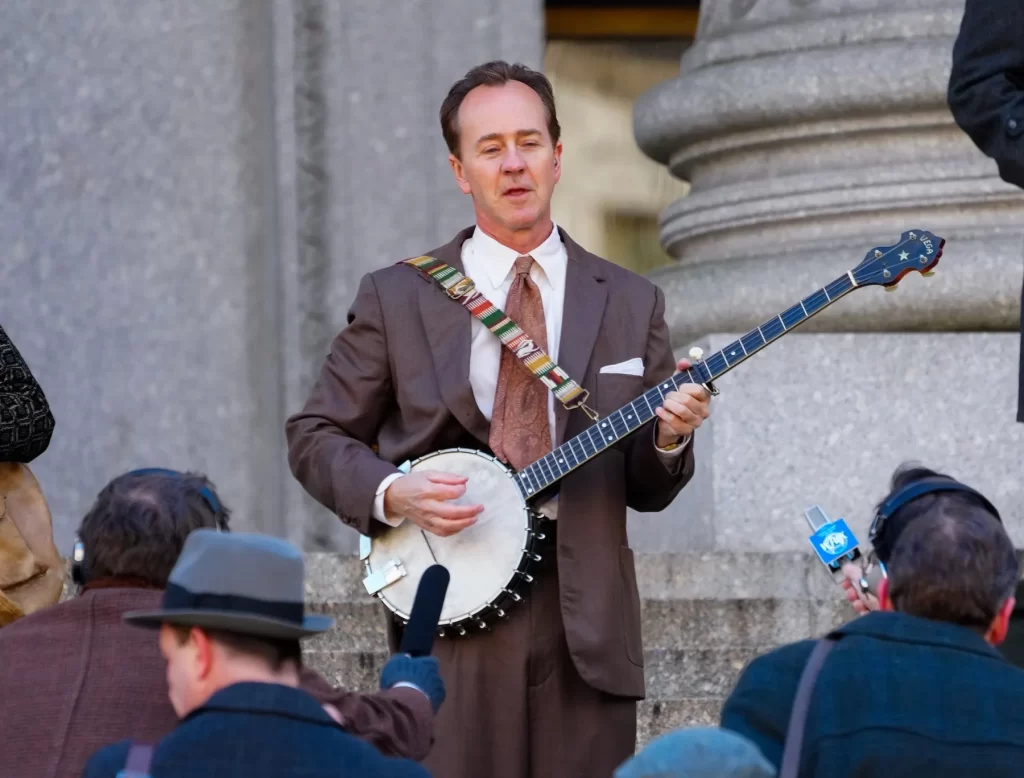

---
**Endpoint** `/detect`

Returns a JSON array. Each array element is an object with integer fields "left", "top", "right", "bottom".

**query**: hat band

[{"left": 163, "top": 582, "right": 304, "bottom": 625}]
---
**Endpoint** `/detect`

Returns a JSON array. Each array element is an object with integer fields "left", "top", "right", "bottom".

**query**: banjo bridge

[{"left": 362, "top": 558, "right": 407, "bottom": 595}]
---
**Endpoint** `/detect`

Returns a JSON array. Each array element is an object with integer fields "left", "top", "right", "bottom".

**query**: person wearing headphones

[
  {"left": 840, "top": 466, "right": 1024, "bottom": 667},
  {"left": 0, "top": 469, "right": 442, "bottom": 778},
  {"left": 721, "top": 463, "right": 1024, "bottom": 777}
]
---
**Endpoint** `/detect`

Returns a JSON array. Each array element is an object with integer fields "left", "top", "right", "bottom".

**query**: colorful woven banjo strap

[{"left": 402, "top": 255, "right": 599, "bottom": 420}]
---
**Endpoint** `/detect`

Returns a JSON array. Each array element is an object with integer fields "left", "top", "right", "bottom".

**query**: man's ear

[
  {"left": 192, "top": 627, "right": 216, "bottom": 680},
  {"left": 877, "top": 576, "right": 893, "bottom": 611},
  {"left": 986, "top": 597, "right": 1016, "bottom": 646},
  {"left": 449, "top": 153, "right": 471, "bottom": 195}
]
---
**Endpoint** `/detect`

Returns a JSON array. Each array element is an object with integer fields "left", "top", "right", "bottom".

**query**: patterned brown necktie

[{"left": 489, "top": 256, "right": 552, "bottom": 471}]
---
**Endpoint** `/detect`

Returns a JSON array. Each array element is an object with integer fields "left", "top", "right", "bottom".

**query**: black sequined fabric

[{"left": 0, "top": 325, "right": 55, "bottom": 463}]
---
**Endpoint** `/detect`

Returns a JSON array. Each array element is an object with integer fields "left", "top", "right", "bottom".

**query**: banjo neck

[{"left": 513, "top": 270, "right": 863, "bottom": 500}]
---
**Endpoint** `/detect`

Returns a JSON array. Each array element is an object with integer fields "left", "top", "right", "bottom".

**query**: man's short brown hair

[
  {"left": 439, "top": 60, "right": 561, "bottom": 158},
  {"left": 888, "top": 508, "right": 1019, "bottom": 631}
]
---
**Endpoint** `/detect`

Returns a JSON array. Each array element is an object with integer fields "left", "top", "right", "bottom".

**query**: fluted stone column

[{"left": 629, "top": 0, "right": 1024, "bottom": 553}]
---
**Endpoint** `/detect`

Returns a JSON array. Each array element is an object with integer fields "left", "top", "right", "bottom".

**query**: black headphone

[
  {"left": 868, "top": 476, "right": 1001, "bottom": 558},
  {"left": 71, "top": 468, "right": 226, "bottom": 587}
]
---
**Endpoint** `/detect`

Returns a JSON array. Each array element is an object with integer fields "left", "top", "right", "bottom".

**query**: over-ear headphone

[
  {"left": 866, "top": 477, "right": 1001, "bottom": 580},
  {"left": 71, "top": 468, "right": 227, "bottom": 588}
]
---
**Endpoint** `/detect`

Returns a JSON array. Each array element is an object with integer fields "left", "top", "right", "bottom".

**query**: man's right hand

[
  {"left": 382, "top": 470, "right": 483, "bottom": 537},
  {"left": 841, "top": 561, "right": 880, "bottom": 615}
]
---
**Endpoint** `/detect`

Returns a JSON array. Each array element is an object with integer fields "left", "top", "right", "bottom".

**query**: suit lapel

[
  {"left": 555, "top": 229, "right": 608, "bottom": 446},
  {"left": 417, "top": 227, "right": 491, "bottom": 446}
]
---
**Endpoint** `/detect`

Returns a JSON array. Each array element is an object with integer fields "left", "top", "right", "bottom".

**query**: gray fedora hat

[{"left": 124, "top": 529, "right": 334, "bottom": 639}]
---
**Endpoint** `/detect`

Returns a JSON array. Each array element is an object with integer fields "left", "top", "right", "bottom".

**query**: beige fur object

[{"left": 0, "top": 463, "right": 62, "bottom": 626}]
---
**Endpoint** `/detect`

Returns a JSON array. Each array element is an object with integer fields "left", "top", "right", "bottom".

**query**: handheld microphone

[
  {"left": 803, "top": 505, "right": 863, "bottom": 584},
  {"left": 399, "top": 564, "right": 451, "bottom": 657}
]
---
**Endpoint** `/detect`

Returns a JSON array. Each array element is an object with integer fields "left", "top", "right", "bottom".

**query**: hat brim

[{"left": 123, "top": 608, "right": 334, "bottom": 640}]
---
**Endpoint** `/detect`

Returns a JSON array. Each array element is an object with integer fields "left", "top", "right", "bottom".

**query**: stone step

[
  {"left": 302, "top": 649, "right": 725, "bottom": 746},
  {"left": 305, "top": 551, "right": 843, "bottom": 604},
  {"left": 305, "top": 645, "right": 769, "bottom": 701},
  {"left": 637, "top": 699, "right": 722, "bottom": 745},
  {"left": 306, "top": 596, "right": 852, "bottom": 653}
]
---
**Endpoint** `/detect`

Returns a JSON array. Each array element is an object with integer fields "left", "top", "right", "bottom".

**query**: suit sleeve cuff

[{"left": 373, "top": 473, "right": 406, "bottom": 527}]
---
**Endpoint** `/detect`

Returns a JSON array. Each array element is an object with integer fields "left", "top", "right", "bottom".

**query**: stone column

[
  {"left": 275, "top": 0, "right": 545, "bottom": 551},
  {"left": 1, "top": 0, "right": 544, "bottom": 552},
  {"left": 630, "top": 0, "right": 1024, "bottom": 553}
]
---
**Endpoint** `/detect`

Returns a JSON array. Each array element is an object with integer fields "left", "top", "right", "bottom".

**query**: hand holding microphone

[{"left": 379, "top": 564, "right": 450, "bottom": 713}]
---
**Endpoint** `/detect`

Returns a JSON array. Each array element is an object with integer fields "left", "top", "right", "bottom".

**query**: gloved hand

[{"left": 379, "top": 654, "right": 446, "bottom": 713}]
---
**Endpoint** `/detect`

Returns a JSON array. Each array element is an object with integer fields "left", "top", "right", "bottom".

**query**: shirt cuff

[
  {"left": 653, "top": 426, "right": 691, "bottom": 459},
  {"left": 373, "top": 473, "right": 406, "bottom": 526},
  {"left": 390, "top": 680, "right": 427, "bottom": 697}
]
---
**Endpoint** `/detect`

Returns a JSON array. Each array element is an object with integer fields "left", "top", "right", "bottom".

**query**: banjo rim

[{"left": 363, "top": 447, "right": 541, "bottom": 631}]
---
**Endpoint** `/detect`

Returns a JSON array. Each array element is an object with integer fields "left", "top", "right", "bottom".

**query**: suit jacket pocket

[
  {"left": 597, "top": 373, "right": 644, "bottom": 416},
  {"left": 619, "top": 545, "right": 644, "bottom": 667}
]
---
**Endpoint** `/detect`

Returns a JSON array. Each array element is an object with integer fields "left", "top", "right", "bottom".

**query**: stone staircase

[{"left": 301, "top": 550, "right": 853, "bottom": 745}]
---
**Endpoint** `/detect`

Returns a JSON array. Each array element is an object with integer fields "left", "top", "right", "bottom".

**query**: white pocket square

[{"left": 599, "top": 358, "right": 644, "bottom": 377}]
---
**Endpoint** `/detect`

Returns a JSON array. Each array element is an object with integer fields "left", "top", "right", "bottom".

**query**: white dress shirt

[{"left": 373, "top": 224, "right": 687, "bottom": 525}]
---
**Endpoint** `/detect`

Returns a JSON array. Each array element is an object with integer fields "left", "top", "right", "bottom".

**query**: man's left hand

[{"left": 655, "top": 358, "right": 712, "bottom": 448}]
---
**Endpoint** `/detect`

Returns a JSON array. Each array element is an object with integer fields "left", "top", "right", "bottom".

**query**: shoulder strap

[
  {"left": 779, "top": 637, "right": 837, "bottom": 778},
  {"left": 403, "top": 255, "right": 600, "bottom": 420},
  {"left": 116, "top": 742, "right": 154, "bottom": 778}
]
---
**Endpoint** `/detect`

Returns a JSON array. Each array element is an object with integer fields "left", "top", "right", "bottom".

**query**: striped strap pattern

[{"left": 403, "top": 255, "right": 597, "bottom": 417}]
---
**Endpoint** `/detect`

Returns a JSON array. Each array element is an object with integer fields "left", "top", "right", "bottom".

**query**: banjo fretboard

[{"left": 513, "top": 272, "right": 858, "bottom": 499}]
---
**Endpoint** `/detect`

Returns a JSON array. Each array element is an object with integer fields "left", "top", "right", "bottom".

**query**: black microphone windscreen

[{"left": 399, "top": 564, "right": 451, "bottom": 657}]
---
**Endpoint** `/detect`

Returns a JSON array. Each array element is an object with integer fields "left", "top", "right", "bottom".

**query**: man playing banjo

[{"left": 287, "top": 61, "right": 711, "bottom": 778}]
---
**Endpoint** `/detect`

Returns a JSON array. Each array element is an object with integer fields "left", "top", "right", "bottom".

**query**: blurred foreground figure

[
  {"left": 0, "top": 323, "right": 59, "bottom": 626},
  {"left": 722, "top": 465, "right": 1024, "bottom": 777},
  {"left": 0, "top": 470, "right": 437, "bottom": 778},
  {"left": 840, "top": 466, "right": 1024, "bottom": 667},
  {"left": 83, "top": 530, "right": 430, "bottom": 778},
  {"left": 614, "top": 728, "right": 775, "bottom": 778},
  {"left": 947, "top": 0, "right": 1024, "bottom": 423}
]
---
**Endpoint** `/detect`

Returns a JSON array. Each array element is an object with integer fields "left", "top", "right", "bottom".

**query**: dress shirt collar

[{"left": 469, "top": 223, "right": 566, "bottom": 292}]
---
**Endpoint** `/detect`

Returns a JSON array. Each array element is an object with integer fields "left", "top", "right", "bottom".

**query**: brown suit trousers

[
  {"left": 287, "top": 226, "right": 696, "bottom": 777},
  {"left": 0, "top": 587, "right": 434, "bottom": 778}
]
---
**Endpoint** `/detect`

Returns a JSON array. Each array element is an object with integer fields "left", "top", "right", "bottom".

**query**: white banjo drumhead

[{"left": 366, "top": 450, "right": 530, "bottom": 624}]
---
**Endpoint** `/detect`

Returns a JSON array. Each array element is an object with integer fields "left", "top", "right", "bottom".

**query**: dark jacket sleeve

[
  {"left": 624, "top": 284, "right": 695, "bottom": 512},
  {"left": 719, "top": 641, "right": 815, "bottom": 769},
  {"left": 298, "top": 666, "right": 434, "bottom": 761},
  {"left": 80, "top": 741, "right": 130, "bottom": 778},
  {"left": 0, "top": 324, "right": 55, "bottom": 463},
  {"left": 285, "top": 273, "right": 402, "bottom": 536},
  {"left": 948, "top": 0, "right": 1024, "bottom": 188}
]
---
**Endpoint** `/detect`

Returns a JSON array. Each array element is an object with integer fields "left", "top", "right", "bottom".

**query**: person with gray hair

[
  {"left": 614, "top": 728, "right": 775, "bottom": 778},
  {"left": 721, "top": 466, "right": 1024, "bottom": 777}
]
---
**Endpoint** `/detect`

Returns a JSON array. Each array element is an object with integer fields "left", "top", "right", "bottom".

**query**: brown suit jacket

[
  {"left": 287, "top": 226, "right": 695, "bottom": 698},
  {"left": 0, "top": 588, "right": 433, "bottom": 778}
]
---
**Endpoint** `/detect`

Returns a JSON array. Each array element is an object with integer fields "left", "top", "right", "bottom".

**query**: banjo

[{"left": 360, "top": 229, "right": 944, "bottom": 635}]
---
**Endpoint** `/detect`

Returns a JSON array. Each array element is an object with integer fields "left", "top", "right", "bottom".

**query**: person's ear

[
  {"left": 192, "top": 627, "right": 216, "bottom": 680},
  {"left": 986, "top": 597, "right": 1016, "bottom": 646},
  {"left": 449, "top": 153, "right": 471, "bottom": 195},
  {"left": 877, "top": 577, "right": 893, "bottom": 611}
]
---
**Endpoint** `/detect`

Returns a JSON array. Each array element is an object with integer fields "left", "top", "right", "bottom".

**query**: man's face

[
  {"left": 449, "top": 81, "right": 562, "bottom": 239},
  {"left": 159, "top": 624, "right": 204, "bottom": 718}
]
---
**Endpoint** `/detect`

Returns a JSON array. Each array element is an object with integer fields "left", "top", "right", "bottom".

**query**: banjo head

[{"left": 363, "top": 449, "right": 532, "bottom": 626}]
